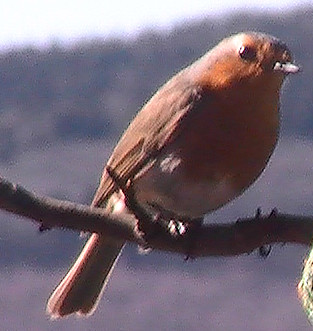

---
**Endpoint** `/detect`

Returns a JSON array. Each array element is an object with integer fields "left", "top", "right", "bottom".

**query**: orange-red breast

[{"left": 46, "top": 31, "right": 299, "bottom": 318}]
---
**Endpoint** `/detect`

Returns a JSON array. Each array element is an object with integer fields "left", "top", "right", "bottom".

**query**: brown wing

[{"left": 92, "top": 72, "right": 203, "bottom": 208}]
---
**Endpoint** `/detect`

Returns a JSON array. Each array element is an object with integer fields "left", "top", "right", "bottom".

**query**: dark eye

[{"left": 239, "top": 45, "right": 257, "bottom": 61}]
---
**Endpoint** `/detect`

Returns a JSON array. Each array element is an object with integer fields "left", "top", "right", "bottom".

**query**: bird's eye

[{"left": 239, "top": 45, "right": 257, "bottom": 61}]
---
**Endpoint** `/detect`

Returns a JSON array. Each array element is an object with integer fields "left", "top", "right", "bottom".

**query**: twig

[{"left": 0, "top": 177, "right": 312, "bottom": 257}]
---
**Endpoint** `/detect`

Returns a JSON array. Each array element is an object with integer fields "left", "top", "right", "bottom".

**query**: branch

[{"left": 0, "top": 177, "right": 312, "bottom": 257}]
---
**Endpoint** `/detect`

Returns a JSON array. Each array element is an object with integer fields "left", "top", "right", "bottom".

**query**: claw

[
  {"left": 269, "top": 208, "right": 278, "bottom": 218},
  {"left": 255, "top": 207, "right": 262, "bottom": 218},
  {"left": 259, "top": 245, "right": 272, "bottom": 258},
  {"left": 39, "top": 223, "right": 51, "bottom": 232}
]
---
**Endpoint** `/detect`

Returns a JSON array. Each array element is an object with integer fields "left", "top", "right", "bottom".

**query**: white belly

[{"left": 132, "top": 152, "right": 237, "bottom": 219}]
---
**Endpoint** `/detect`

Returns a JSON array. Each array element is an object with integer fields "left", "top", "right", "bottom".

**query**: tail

[{"left": 46, "top": 233, "right": 124, "bottom": 318}]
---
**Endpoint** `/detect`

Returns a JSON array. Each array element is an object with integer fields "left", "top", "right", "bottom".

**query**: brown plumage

[{"left": 46, "top": 32, "right": 299, "bottom": 318}]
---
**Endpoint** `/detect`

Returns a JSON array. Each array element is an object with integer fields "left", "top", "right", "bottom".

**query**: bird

[{"left": 46, "top": 31, "right": 299, "bottom": 318}]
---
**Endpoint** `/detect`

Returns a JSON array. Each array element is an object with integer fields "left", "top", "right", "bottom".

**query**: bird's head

[{"left": 194, "top": 32, "right": 300, "bottom": 91}]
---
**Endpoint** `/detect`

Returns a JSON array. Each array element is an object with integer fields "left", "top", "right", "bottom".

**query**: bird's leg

[
  {"left": 106, "top": 166, "right": 165, "bottom": 243},
  {"left": 106, "top": 166, "right": 149, "bottom": 222}
]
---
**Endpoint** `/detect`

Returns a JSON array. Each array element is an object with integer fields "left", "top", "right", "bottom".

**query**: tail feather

[{"left": 46, "top": 233, "right": 124, "bottom": 318}]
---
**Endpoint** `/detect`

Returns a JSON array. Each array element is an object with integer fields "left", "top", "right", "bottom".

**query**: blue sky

[{"left": 0, "top": 0, "right": 312, "bottom": 48}]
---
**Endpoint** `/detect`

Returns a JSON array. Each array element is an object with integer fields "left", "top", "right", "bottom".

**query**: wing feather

[{"left": 92, "top": 74, "right": 203, "bottom": 207}]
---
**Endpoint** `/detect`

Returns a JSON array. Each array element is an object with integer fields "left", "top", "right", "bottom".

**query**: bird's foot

[
  {"left": 167, "top": 217, "right": 203, "bottom": 260},
  {"left": 168, "top": 220, "right": 187, "bottom": 236}
]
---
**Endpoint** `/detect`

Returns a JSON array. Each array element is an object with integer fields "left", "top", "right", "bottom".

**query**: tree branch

[{"left": 0, "top": 177, "right": 312, "bottom": 257}]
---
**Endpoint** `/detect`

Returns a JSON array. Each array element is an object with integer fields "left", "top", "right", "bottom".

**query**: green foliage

[{"left": 298, "top": 248, "right": 313, "bottom": 325}]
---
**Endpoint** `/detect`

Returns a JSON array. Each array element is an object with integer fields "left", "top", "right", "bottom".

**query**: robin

[{"left": 46, "top": 32, "right": 299, "bottom": 318}]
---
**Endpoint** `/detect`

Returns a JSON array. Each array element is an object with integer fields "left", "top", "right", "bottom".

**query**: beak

[{"left": 273, "top": 61, "right": 301, "bottom": 74}]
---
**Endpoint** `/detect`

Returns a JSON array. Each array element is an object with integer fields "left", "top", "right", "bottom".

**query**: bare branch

[
  {"left": 0, "top": 177, "right": 312, "bottom": 258},
  {"left": 0, "top": 178, "right": 141, "bottom": 242}
]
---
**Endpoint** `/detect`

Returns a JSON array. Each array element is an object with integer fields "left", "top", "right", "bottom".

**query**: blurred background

[{"left": 0, "top": 1, "right": 312, "bottom": 330}]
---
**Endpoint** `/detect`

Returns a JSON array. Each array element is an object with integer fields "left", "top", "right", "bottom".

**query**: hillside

[{"left": 0, "top": 8, "right": 312, "bottom": 162}]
